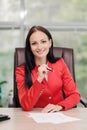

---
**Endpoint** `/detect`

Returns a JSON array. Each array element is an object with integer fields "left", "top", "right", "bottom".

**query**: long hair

[{"left": 25, "top": 25, "right": 59, "bottom": 88}]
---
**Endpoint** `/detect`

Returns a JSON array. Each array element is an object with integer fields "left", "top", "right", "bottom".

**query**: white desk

[{"left": 0, "top": 108, "right": 87, "bottom": 130}]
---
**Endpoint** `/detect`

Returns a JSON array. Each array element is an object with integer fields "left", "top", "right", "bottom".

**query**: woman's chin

[{"left": 36, "top": 54, "right": 46, "bottom": 58}]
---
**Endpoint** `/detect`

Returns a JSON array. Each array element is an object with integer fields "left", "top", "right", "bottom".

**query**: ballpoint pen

[
  {"left": 46, "top": 67, "right": 53, "bottom": 72},
  {"left": 38, "top": 65, "right": 53, "bottom": 72}
]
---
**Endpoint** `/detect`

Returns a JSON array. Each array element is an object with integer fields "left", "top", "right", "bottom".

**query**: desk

[{"left": 0, "top": 108, "right": 87, "bottom": 130}]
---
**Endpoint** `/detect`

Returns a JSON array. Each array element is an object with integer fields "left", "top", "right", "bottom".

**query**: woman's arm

[
  {"left": 57, "top": 59, "right": 80, "bottom": 110},
  {"left": 16, "top": 66, "right": 45, "bottom": 111}
]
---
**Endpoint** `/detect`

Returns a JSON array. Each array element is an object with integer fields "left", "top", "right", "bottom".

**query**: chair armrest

[
  {"left": 8, "top": 97, "right": 16, "bottom": 107},
  {"left": 8, "top": 103, "right": 15, "bottom": 107},
  {"left": 80, "top": 96, "right": 87, "bottom": 107},
  {"left": 8, "top": 97, "right": 21, "bottom": 108}
]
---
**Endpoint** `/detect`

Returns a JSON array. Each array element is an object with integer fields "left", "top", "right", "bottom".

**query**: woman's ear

[{"left": 49, "top": 39, "right": 52, "bottom": 48}]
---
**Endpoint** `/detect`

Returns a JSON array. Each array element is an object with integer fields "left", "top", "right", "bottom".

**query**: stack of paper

[{"left": 28, "top": 112, "right": 81, "bottom": 124}]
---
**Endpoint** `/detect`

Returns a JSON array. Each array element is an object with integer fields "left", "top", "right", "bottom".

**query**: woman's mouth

[{"left": 37, "top": 49, "right": 45, "bottom": 55}]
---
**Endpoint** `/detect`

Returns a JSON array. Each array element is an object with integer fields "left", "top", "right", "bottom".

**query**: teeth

[{"left": 38, "top": 51, "right": 43, "bottom": 53}]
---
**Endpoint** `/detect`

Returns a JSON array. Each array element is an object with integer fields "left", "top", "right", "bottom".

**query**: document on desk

[{"left": 28, "top": 112, "right": 81, "bottom": 124}]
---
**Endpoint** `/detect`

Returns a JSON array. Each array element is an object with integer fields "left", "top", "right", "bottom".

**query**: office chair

[{"left": 12, "top": 47, "right": 87, "bottom": 107}]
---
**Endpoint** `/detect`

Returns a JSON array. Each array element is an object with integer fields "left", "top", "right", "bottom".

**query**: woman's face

[{"left": 29, "top": 30, "right": 51, "bottom": 59}]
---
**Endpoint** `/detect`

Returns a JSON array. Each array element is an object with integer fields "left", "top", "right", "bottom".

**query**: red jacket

[{"left": 16, "top": 58, "right": 80, "bottom": 111}]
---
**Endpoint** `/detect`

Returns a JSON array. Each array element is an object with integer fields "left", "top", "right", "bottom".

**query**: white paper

[{"left": 28, "top": 112, "right": 81, "bottom": 124}]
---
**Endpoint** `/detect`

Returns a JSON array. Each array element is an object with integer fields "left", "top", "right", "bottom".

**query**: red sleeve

[
  {"left": 57, "top": 59, "right": 80, "bottom": 110},
  {"left": 15, "top": 65, "right": 45, "bottom": 111}
]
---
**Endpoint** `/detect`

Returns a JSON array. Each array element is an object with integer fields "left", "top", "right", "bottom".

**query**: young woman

[{"left": 16, "top": 25, "right": 80, "bottom": 112}]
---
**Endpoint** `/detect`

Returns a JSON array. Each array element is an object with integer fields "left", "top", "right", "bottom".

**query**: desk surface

[{"left": 0, "top": 108, "right": 87, "bottom": 130}]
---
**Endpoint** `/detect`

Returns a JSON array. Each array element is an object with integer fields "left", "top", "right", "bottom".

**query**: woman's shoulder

[
  {"left": 16, "top": 64, "right": 25, "bottom": 69},
  {"left": 16, "top": 64, "right": 25, "bottom": 74},
  {"left": 54, "top": 58, "right": 65, "bottom": 65},
  {"left": 50, "top": 58, "right": 66, "bottom": 71}
]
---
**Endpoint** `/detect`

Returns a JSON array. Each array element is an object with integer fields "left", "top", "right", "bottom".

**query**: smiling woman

[
  {"left": 29, "top": 30, "right": 52, "bottom": 61},
  {"left": 15, "top": 25, "right": 80, "bottom": 112}
]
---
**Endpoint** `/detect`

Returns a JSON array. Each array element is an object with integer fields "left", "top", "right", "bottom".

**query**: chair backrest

[{"left": 13, "top": 47, "right": 76, "bottom": 107}]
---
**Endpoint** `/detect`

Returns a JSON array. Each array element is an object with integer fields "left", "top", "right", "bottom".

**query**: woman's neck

[{"left": 35, "top": 57, "right": 47, "bottom": 66}]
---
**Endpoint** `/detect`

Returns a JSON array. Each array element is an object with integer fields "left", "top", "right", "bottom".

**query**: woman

[{"left": 16, "top": 25, "right": 80, "bottom": 112}]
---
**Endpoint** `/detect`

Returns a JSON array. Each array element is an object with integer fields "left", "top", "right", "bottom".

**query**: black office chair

[{"left": 11, "top": 47, "right": 87, "bottom": 107}]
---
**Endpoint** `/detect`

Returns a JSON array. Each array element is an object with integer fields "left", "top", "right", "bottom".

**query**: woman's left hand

[{"left": 41, "top": 103, "right": 63, "bottom": 113}]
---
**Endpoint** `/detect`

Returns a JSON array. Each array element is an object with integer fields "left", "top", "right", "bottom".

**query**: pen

[
  {"left": 38, "top": 65, "right": 53, "bottom": 72},
  {"left": 47, "top": 67, "right": 53, "bottom": 72}
]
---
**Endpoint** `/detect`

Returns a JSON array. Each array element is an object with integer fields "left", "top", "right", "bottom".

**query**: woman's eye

[
  {"left": 42, "top": 40, "right": 46, "bottom": 43},
  {"left": 31, "top": 42, "right": 37, "bottom": 45}
]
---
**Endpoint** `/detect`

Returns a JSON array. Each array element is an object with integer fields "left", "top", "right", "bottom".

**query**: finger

[
  {"left": 44, "top": 105, "right": 61, "bottom": 113},
  {"left": 41, "top": 107, "right": 52, "bottom": 113},
  {"left": 49, "top": 108, "right": 59, "bottom": 113},
  {"left": 41, "top": 105, "right": 54, "bottom": 113},
  {"left": 46, "top": 67, "right": 53, "bottom": 72}
]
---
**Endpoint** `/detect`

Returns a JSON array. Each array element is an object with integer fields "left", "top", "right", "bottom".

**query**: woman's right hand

[{"left": 37, "top": 64, "right": 48, "bottom": 82}]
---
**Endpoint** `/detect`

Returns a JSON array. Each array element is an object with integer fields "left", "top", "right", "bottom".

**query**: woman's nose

[{"left": 37, "top": 43, "right": 42, "bottom": 49}]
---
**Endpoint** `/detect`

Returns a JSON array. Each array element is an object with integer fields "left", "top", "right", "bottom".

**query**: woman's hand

[
  {"left": 41, "top": 104, "right": 63, "bottom": 113},
  {"left": 37, "top": 64, "right": 48, "bottom": 82}
]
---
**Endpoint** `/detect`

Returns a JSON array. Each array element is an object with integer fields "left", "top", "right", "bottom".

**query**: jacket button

[{"left": 48, "top": 96, "right": 52, "bottom": 99}]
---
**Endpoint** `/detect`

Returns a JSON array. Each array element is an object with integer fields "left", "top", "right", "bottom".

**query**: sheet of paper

[{"left": 28, "top": 112, "right": 81, "bottom": 124}]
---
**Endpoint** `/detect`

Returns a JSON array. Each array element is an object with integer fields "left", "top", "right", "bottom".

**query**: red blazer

[{"left": 16, "top": 58, "right": 80, "bottom": 111}]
